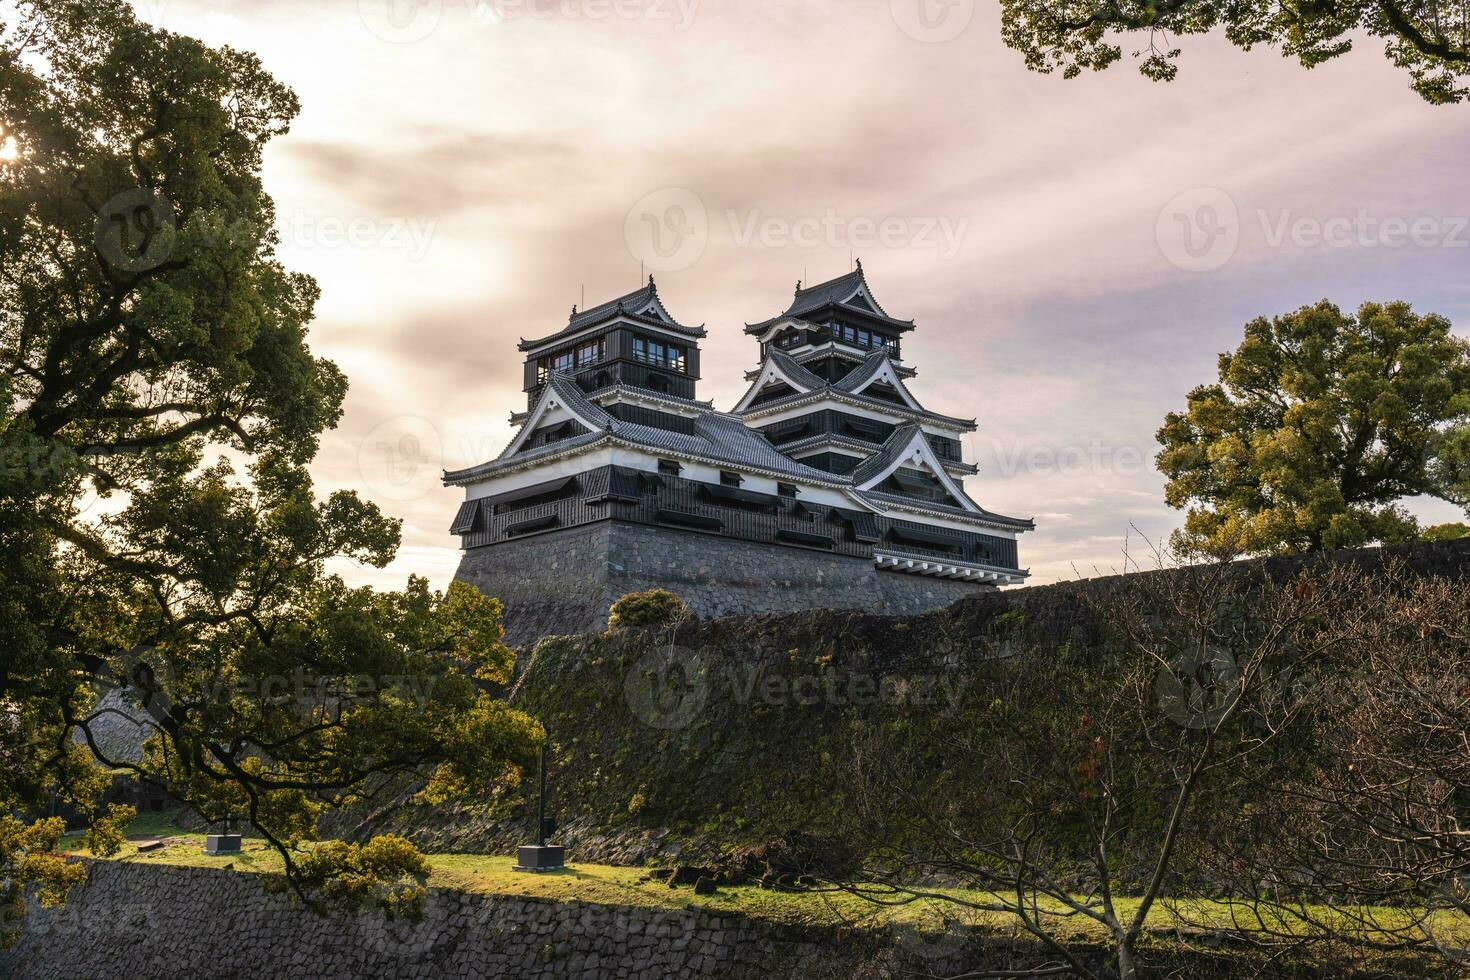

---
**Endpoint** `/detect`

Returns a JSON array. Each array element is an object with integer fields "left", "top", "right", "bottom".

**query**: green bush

[
  {"left": 607, "top": 589, "right": 689, "bottom": 631},
  {"left": 1421, "top": 522, "right": 1470, "bottom": 542}
]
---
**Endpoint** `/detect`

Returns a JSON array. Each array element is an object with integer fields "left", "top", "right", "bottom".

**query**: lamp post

[
  {"left": 204, "top": 811, "right": 242, "bottom": 855},
  {"left": 514, "top": 736, "right": 565, "bottom": 872}
]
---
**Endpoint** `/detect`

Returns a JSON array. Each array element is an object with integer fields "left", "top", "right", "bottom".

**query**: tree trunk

[{"left": 1116, "top": 938, "right": 1138, "bottom": 980}]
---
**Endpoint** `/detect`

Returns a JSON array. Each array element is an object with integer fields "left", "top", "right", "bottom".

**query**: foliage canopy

[
  {"left": 1157, "top": 300, "right": 1470, "bottom": 557},
  {"left": 1000, "top": 0, "right": 1470, "bottom": 104},
  {"left": 0, "top": 0, "right": 540, "bottom": 922}
]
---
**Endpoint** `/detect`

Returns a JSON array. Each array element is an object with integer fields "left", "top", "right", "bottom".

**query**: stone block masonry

[
  {"left": 0, "top": 861, "right": 1088, "bottom": 980},
  {"left": 454, "top": 520, "right": 990, "bottom": 647}
]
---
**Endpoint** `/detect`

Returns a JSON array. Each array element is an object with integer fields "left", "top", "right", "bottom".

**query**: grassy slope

[{"left": 60, "top": 810, "right": 1458, "bottom": 962}]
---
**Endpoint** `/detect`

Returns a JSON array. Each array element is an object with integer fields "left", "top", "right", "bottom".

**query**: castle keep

[{"left": 445, "top": 264, "right": 1034, "bottom": 643}]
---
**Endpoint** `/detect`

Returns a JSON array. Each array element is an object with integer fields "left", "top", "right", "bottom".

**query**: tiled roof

[
  {"left": 766, "top": 349, "right": 828, "bottom": 391},
  {"left": 788, "top": 267, "right": 882, "bottom": 318},
  {"left": 519, "top": 277, "right": 705, "bottom": 351},
  {"left": 745, "top": 261, "right": 913, "bottom": 334},
  {"left": 736, "top": 385, "right": 977, "bottom": 432},
  {"left": 849, "top": 422, "right": 926, "bottom": 486},
  {"left": 586, "top": 383, "right": 713, "bottom": 411},
  {"left": 856, "top": 489, "right": 1035, "bottom": 532},
  {"left": 833, "top": 350, "right": 896, "bottom": 393},
  {"left": 446, "top": 371, "right": 845, "bottom": 486}
]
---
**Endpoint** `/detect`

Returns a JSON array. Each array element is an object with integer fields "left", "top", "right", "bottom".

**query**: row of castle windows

[{"left": 535, "top": 333, "right": 688, "bottom": 383}]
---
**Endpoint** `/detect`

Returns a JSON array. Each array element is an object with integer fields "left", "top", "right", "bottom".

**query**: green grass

[{"left": 57, "top": 809, "right": 1465, "bottom": 954}]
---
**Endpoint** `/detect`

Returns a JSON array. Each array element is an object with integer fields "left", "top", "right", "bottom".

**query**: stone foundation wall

[
  {"left": 0, "top": 861, "right": 1097, "bottom": 980},
  {"left": 454, "top": 521, "right": 619, "bottom": 646},
  {"left": 453, "top": 520, "right": 992, "bottom": 646}
]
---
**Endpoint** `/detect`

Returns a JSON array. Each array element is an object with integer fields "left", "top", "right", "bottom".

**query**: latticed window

[
  {"left": 633, "top": 335, "right": 686, "bottom": 372},
  {"left": 575, "top": 338, "right": 604, "bottom": 368}
]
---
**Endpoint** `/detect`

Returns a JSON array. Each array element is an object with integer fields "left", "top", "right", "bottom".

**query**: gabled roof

[
  {"left": 445, "top": 371, "right": 844, "bottom": 487},
  {"left": 519, "top": 277, "right": 706, "bottom": 352},
  {"left": 743, "top": 344, "right": 915, "bottom": 381},
  {"left": 833, "top": 351, "right": 923, "bottom": 411},
  {"left": 498, "top": 372, "right": 614, "bottom": 459},
  {"left": 779, "top": 431, "right": 979, "bottom": 475},
  {"left": 844, "top": 424, "right": 1034, "bottom": 532},
  {"left": 853, "top": 489, "right": 1036, "bottom": 532},
  {"left": 730, "top": 348, "right": 828, "bottom": 413},
  {"left": 849, "top": 423, "right": 939, "bottom": 487},
  {"left": 735, "top": 385, "right": 977, "bottom": 433},
  {"left": 745, "top": 260, "right": 914, "bottom": 335},
  {"left": 734, "top": 347, "right": 970, "bottom": 429}
]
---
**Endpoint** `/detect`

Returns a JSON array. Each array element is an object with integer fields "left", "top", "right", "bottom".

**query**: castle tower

[{"left": 446, "top": 267, "right": 1033, "bottom": 645}]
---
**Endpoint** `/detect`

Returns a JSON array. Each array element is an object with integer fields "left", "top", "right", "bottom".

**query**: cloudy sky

[{"left": 131, "top": 0, "right": 1470, "bottom": 589}]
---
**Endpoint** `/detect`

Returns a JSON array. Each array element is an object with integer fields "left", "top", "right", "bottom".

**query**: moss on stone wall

[{"left": 335, "top": 540, "right": 1470, "bottom": 870}]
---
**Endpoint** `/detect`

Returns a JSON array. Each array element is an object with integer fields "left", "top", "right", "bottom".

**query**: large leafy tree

[
  {"left": 1157, "top": 299, "right": 1470, "bottom": 558},
  {"left": 1000, "top": 0, "right": 1470, "bottom": 104},
  {"left": 0, "top": 0, "right": 539, "bottom": 927}
]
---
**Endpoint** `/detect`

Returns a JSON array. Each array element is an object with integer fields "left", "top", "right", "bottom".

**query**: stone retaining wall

[
  {"left": 0, "top": 861, "right": 1089, "bottom": 980},
  {"left": 455, "top": 520, "right": 990, "bottom": 646}
]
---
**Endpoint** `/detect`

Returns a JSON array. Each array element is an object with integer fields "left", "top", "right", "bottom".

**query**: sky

[{"left": 125, "top": 0, "right": 1470, "bottom": 590}]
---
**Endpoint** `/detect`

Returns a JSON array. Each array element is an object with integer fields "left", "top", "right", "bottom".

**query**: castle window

[
  {"left": 633, "top": 335, "right": 687, "bottom": 373},
  {"left": 777, "top": 483, "right": 797, "bottom": 498},
  {"left": 575, "top": 338, "right": 604, "bottom": 368},
  {"left": 537, "top": 349, "right": 575, "bottom": 383},
  {"left": 658, "top": 459, "right": 682, "bottom": 476},
  {"left": 720, "top": 471, "right": 743, "bottom": 487}
]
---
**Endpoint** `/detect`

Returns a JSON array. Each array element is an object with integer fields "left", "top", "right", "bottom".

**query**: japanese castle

[{"left": 445, "top": 264, "right": 1034, "bottom": 643}]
